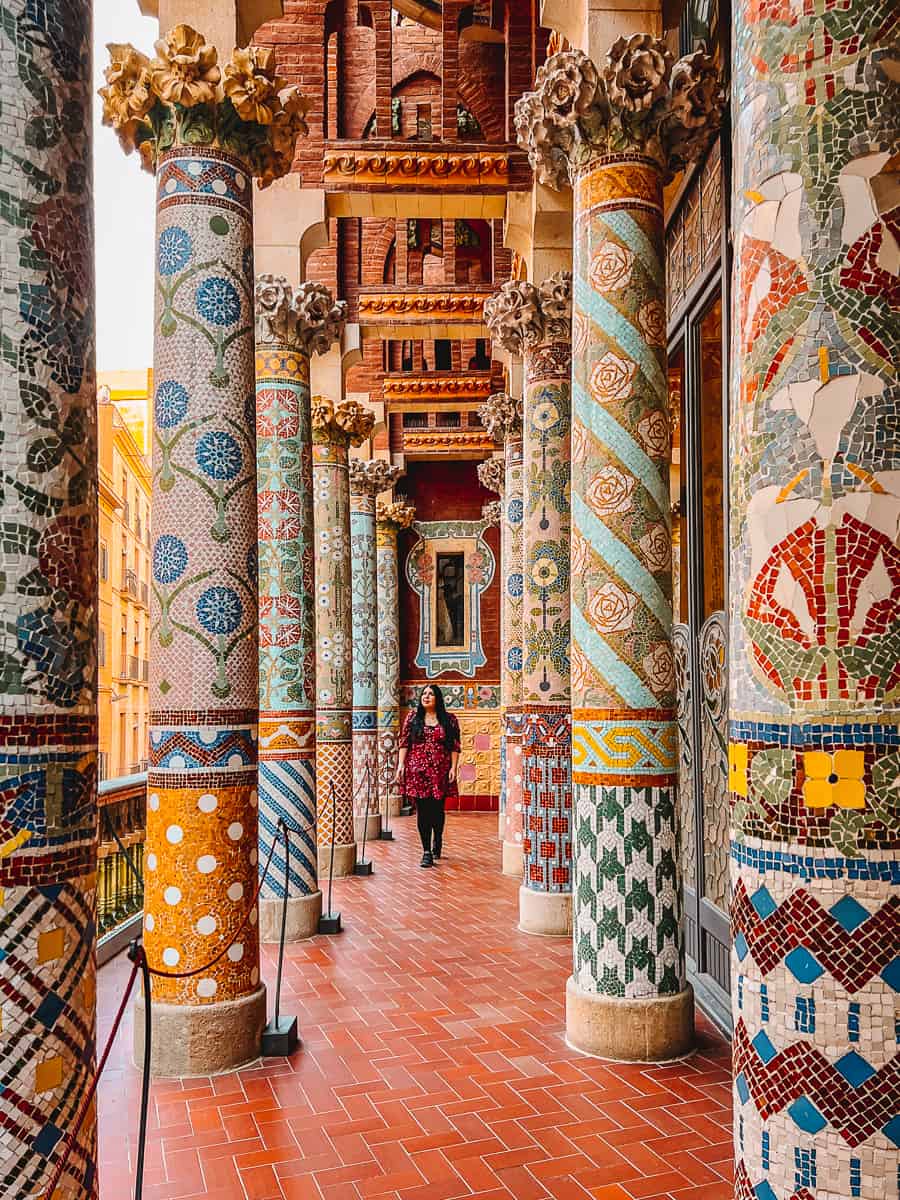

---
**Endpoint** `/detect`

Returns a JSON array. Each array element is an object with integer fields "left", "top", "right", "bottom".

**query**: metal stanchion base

[
  {"left": 318, "top": 912, "right": 342, "bottom": 934},
  {"left": 400, "top": 804, "right": 413, "bottom": 816},
  {"left": 261, "top": 1016, "right": 299, "bottom": 1057},
  {"left": 378, "top": 830, "right": 394, "bottom": 841},
  {"left": 353, "top": 860, "right": 374, "bottom": 876}
]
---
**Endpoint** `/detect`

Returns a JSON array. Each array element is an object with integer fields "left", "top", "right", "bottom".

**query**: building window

[
  {"left": 98, "top": 751, "right": 108, "bottom": 782},
  {"left": 99, "top": 543, "right": 109, "bottom": 581},
  {"left": 435, "top": 339, "right": 452, "bottom": 371},
  {"left": 99, "top": 629, "right": 106, "bottom": 668},
  {"left": 435, "top": 553, "right": 466, "bottom": 648}
]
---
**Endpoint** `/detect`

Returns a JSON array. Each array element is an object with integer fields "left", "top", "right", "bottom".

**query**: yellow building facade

[{"left": 97, "top": 370, "right": 152, "bottom": 780}]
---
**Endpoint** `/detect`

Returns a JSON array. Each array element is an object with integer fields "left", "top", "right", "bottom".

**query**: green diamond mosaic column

[
  {"left": 729, "top": 5, "right": 900, "bottom": 1197},
  {"left": 312, "top": 398, "right": 374, "bottom": 877},
  {"left": 102, "top": 27, "right": 309, "bottom": 1076},
  {"left": 255, "top": 277, "right": 345, "bottom": 942},
  {"left": 517, "top": 41, "right": 722, "bottom": 1059},
  {"left": 485, "top": 281, "right": 574, "bottom": 935},
  {"left": 350, "top": 459, "right": 402, "bottom": 842},
  {"left": 376, "top": 500, "right": 417, "bottom": 819},
  {"left": 1, "top": 4, "right": 98, "bottom": 1192}
]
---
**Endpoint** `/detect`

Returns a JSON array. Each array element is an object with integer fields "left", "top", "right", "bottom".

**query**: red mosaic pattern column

[
  {"left": 312, "top": 399, "right": 374, "bottom": 877},
  {"left": 0, "top": 5, "right": 98, "bottom": 1193},
  {"left": 730, "top": 5, "right": 900, "bottom": 1197}
]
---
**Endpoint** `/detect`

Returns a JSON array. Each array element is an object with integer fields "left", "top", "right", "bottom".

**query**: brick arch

[
  {"left": 350, "top": 66, "right": 441, "bottom": 142},
  {"left": 458, "top": 41, "right": 505, "bottom": 142},
  {"left": 364, "top": 220, "right": 397, "bottom": 287}
]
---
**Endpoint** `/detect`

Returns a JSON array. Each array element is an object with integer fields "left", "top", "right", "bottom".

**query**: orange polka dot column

[{"left": 100, "top": 26, "right": 311, "bottom": 1075}]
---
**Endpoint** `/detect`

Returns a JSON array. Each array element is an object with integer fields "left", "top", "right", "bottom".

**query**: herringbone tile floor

[{"left": 98, "top": 813, "right": 733, "bottom": 1200}]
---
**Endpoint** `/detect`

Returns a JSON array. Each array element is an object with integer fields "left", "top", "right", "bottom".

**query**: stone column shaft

[
  {"left": 729, "top": 7, "right": 899, "bottom": 1198},
  {"left": 255, "top": 277, "right": 344, "bottom": 940},
  {"left": 102, "top": 26, "right": 310, "bottom": 1074},
  {"left": 376, "top": 500, "right": 416, "bottom": 818},
  {"left": 313, "top": 399, "right": 374, "bottom": 877},
  {"left": 350, "top": 459, "right": 402, "bottom": 841},
  {"left": 1, "top": 6, "right": 98, "bottom": 1192},
  {"left": 517, "top": 39, "right": 723, "bottom": 1058}
]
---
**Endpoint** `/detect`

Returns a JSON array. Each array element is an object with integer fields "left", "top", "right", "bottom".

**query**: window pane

[
  {"left": 698, "top": 293, "right": 725, "bottom": 620},
  {"left": 435, "top": 553, "right": 465, "bottom": 647}
]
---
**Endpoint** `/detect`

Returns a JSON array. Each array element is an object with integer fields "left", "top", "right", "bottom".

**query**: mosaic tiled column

[
  {"left": 350, "top": 459, "right": 402, "bottom": 842},
  {"left": 376, "top": 500, "right": 417, "bottom": 818},
  {"left": 103, "top": 28, "right": 309, "bottom": 1073},
  {"left": 478, "top": 398, "right": 525, "bottom": 870},
  {"left": 1, "top": 6, "right": 98, "bottom": 1193},
  {"left": 517, "top": 41, "right": 721, "bottom": 1058},
  {"left": 487, "top": 277, "right": 574, "bottom": 936},
  {"left": 255, "top": 277, "right": 345, "bottom": 941},
  {"left": 728, "top": 9, "right": 899, "bottom": 1197},
  {"left": 312, "top": 399, "right": 375, "bottom": 876}
]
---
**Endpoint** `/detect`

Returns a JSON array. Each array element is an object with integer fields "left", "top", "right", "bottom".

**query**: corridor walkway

[{"left": 97, "top": 815, "right": 733, "bottom": 1200}]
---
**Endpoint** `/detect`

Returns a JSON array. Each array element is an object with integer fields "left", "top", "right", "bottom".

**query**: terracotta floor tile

[{"left": 95, "top": 816, "right": 732, "bottom": 1200}]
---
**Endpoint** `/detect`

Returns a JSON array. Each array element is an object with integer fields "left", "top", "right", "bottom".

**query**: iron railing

[{"left": 97, "top": 774, "right": 146, "bottom": 950}]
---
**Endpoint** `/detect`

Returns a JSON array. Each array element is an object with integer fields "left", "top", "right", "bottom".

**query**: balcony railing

[{"left": 97, "top": 773, "right": 146, "bottom": 963}]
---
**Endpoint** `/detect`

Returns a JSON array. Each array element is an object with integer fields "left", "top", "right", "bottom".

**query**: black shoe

[
  {"left": 420, "top": 851, "right": 433, "bottom": 868},
  {"left": 432, "top": 842, "right": 442, "bottom": 860}
]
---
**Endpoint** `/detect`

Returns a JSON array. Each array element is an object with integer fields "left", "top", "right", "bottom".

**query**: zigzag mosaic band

[
  {"left": 569, "top": 158, "right": 683, "bottom": 1001},
  {"left": 377, "top": 527, "right": 401, "bottom": 815},
  {"left": 522, "top": 708, "right": 572, "bottom": 894},
  {"left": 258, "top": 761, "right": 317, "bottom": 896}
]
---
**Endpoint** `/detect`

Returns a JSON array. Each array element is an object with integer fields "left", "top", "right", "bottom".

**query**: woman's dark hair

[{"left": 408, "top": 684, "right": 455, "bottom": 749}]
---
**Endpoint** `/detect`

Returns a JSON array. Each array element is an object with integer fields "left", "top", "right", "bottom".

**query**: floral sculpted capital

[
  {"left": 311, "top": 397, "right": 375, "bottom": 447},
  {"left": 376, "top": 498, "right": 417, "bottom": 531},
  {"left": 515, "top": 39, "right": 724, "bottom": 186},
  {"left": 477, "top": 456, "right": 506, "bottom": 496},
  {"left": 482, "top": 500, "right": 502, "bottom": 527},
  {"left": 349, "top": 458, "right": 403, "bottom": 498},
  {"left": 478, "top": 391, "right": 523, "bottom": 444},
  {"left": 255, "top": 277, "right": 347, "bottom": 355}
]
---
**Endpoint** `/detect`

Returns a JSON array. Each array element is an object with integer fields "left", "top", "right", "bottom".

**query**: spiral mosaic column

[
  {"left": 487, "top": 279, "right": 574, "bottom": 936},
  {"left": 312, "top": 399, "right": 375, "bottom": 877},
  {"left": 728, "top": 8, "right": 899, "bottom": 1197},
  {"left": 517, "top": 41, "right": 721, "bottom": 1058},
  {"left": 376, "top": 501, "right": 417, "bottom": 818},
  {"left": 350, "top": 460, "right": 402, "bottom": 842},
  {"left": 255, "top": 278, "right": 345, "bottom": 941},
  {"left": 103, "top": 27, "right": 310, "bottom": 1073},
  {"left": 0, "top": 5, "right": 98, "bottom": 1193}
]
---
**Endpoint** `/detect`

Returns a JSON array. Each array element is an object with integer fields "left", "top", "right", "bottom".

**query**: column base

[
  {"left": 317, "top": 841, "right": 357, "bottom": 878},
  {"left": 518, "top": 886, "right": 571, "bottom": 936},
  {"left": 133, "top": 984, "right": 267, "bottom": 1077},
  {"left": 353, "top": 812, "right": 381, "bottom": 843},
  {"left": 501, "top": 839, "right": 523, "bottom": 877},
  {"left": 260, "top": 891, "right": 322, "bottom": 943},
  {"left": 565, "top": 976, "right": 694, "bottom": 1062}
]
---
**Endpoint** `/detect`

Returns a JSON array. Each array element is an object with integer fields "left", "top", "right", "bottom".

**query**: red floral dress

[{"left": 399, "top": 712, "right": 461, "bottom": 801}]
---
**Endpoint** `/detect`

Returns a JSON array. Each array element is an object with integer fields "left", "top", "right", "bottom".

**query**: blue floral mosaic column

[
  {"left": 376, "top": 501, "right": 417, "bottom": 818},
  {"left": 1, "top": 5, "right": 98, "bottom": 1193},
  {"left": 255, "top": 277, "right": 345, "bottom": 941},
  {"left": 102, "top": 27, "right": 309, "bottom": 1073},
  {"left": 729, "top": 6, "right": 899, "bottom": 1197},
  {"left": 517, "top": 41, "right": 721, "bottom": 1058},
  {"left": 350, "top": 460, "right": 401, "bottom": 841},
  {"left": 312, "top": 399, "right": 374, "bottom": 877}
]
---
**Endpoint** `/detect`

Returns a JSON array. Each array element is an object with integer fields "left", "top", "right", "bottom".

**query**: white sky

[{"left": 92, "top": 0, "right": 158, "bottom": 371}]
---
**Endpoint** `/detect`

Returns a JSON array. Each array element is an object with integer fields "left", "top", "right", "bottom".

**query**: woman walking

[{"left": 395, "top": 684, "right": 460, "bottom": 867}]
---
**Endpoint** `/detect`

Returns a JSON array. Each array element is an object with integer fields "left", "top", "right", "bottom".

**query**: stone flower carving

[
  {"left": 539, "top": 271, "right": 572, "bottom": 340},
  {"left": 590, "top": 352, "right": 637, "bottom": 403},
  {"left": 294, "top": 283, "right": 347, "bottom": 355},
  {"left": 542, "top": 50, "right": 602, "bottom": 126},
  {"left": 587, "top": 582, "right": 638, "bottom": 634},
  {"left": 99, "top": 44, "right": 154, "bottom": 134},
  {"left": 335, "top": 400, "right": 375, "bottom": 446},
  {"left": 224, "top": 46, "right": 282, "bottom": 125},
  {"left": 310, "top": 394, "right": 335, "bottom": 430},
  {"left": 514, "top": 90, "right": 572, "bottom": 191},
  {"left": 586, "top": 465, "right": 636, "bottom": 517},
  {"left": 349, "top": 458, "right": 402, "bottom": 496},
  {"left": 150, "top": 23, "right": 220, "bottom": 107},
  {"left": 477, "top": 457, "right": 505, "bottom": 496},
  {"left": 478, "top": 391, "right": 523, "bottom": 442},
  {"left": 254, "top": 273, "right": 295, "bottom": 343},
  {"left": 483, "top": 280, "right": 544, "bottom": 354},
  {"left": 604, "top": 34, "right": 673, "bottom": 113},
  {"left": 377, "top": 498, "right": 416, "bottom": 529},
  {"left": 590, "top": 241, "right": 634, "bottom": 293},
  {"left": 670, "top": 49, "right": 721, "bottom": 129},
  {"left": 482, "top": 500, "right": 502, "bottom": 527}
]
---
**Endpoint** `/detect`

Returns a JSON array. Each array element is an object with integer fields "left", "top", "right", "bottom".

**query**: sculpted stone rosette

[
  {"left": 376, "top": 498, "right": 416, "bottom": 530},
  {"left": 479, "top": 391, "right": 523, "bottom": 443},
  {"left": 477, "top": 457, "right": 506, "bottom": 496},
  {"left": 514, "top": 43, "right": 723, "bottom": 185},
  {"left": 482, "top": 500, "right": 502, "bottom": 527},
  {"left": 101, "top": 23, "right": 310, "bottom": 184},
  {"left": 312, "top": 397, "right": 375, "bottom": 447},
  {"left": 538, "top": 271, "right": 572, "bottom": 342},
  {"left": 483, "top": 280, "right": 544, "bottom": 355},
  {"left": 294, "top": 283, "right": 347, "bottom": 356},
  {"left": 349, "top": 459, "right": 403, "bottom": 498},
  {"left": 255, "top": 274, "right": 295, "bottom": 345}
]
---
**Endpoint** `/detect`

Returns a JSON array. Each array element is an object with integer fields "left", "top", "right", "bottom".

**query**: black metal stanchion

[
  {"left": 262, "top": 819, "right": 300, "bottom": 1055},
  {"left": 378, "top": 752, "right": 394, "bottom": 841},
  {"left": 353, "top": 761, "right": 374, "bottom": 875},
  {"left": 317, "top": 779, "right": 343, "bottom": 934}
]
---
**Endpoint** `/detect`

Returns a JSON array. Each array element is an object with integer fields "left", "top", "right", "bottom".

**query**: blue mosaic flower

[
  {"left": 153, "top": 535, "right": 188, "bottom": 585},
  {"left": 196, "top": 276, "right": 241, "bottom": 327},
  {"left": 507, "top": 572, "right": 524, "bottom": 599},
  {"left": 508, "top": 498, "right": 523, "bottom": 524},
  {"left": 158, "top": 226, "right": 193, "bottom": 276},
  {"left": 507, "top": 646, "right": 523, "bottom": 672},
  {"left": 196, "top": 586, "right": 243, "bottom": 636},
  {"left": 154, "top": 380, "right": 189, "bottom": 429},
  {"left": 195, "top": 431, "right": 243, "bottom": 481}
]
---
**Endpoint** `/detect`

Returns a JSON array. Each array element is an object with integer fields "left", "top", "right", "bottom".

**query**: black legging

[{"left": 416, "top": 795, "right": 446, "bottom": 854}]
